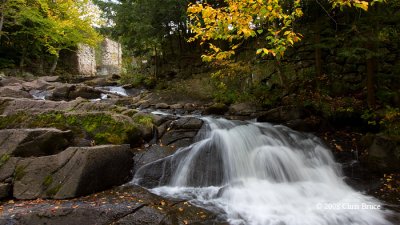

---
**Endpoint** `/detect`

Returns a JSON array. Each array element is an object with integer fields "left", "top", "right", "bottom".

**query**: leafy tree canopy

[
  {"left": 1, "top": 0, "right": 101, "bottom": 57},
  {"left": 187, "top": 0, "right": 386, "bottom": 61}
]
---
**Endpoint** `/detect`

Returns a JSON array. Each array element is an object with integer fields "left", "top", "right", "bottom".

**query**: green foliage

[
  {"left": 362, "top": 109, "right": 378, "bottom": 125},
  {"left": 381, "top": 107, "right": 400, "bottom": 135},
  {"left": 362, "top": 107, "right": 400, "bottom": 134},
  {"left": 209, "top": 60, "right": 294, "bottom": 106},
  {"left": 0, "top": 58, "right": 15, "bottom": 69},
  {"left": 104, "top": 0, "right": 188, "bottom": 55},
  {"left": 120, "top": 72, "right": 156, "bottom": 88},
  {"left": 158, "top": 76, "right": 214, "bottom": 102},
  {"left": 0, "top": 0, "right": 101, "bottom": 72},
  {"left": 376, "top": 89, "right": 397, "bottom": 105},
  {"left": 210, "top": 61, "right": 253, "bottom": 104},
  {"left": 133, "top": 114, "right": 154, "bottom": 128}
]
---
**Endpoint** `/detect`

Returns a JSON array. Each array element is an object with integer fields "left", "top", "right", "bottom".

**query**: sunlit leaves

[
  {"left": 3, "top": 0, "right": 100, "bottom": 56},
  {"left": 330, "top": 0, "right": 386, "bottom": 11},
  {"left": 187, "top": 0, "right": 386, "bottom": 62}
]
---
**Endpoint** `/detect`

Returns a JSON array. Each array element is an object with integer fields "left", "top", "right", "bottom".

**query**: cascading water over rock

[{"left": 133, "top": 118, "right": 393, "bottom": 225}]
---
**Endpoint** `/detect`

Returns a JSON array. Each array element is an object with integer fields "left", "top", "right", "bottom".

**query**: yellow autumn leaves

[
  {"left": 331, "top": 0, "right": 384, "bottom": 11},
  {"left": 187, "top": 0, "right": 386, "bottom": 61}
]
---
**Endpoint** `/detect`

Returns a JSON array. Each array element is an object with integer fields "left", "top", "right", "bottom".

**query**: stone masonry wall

[
  {"left": 76, "top": 44, "right": 96, "bottom": 76},
  {"left": 98, "top": 38, "right": 122, "bottom": 76},
  {"left": 59, "top": 39, "right": 122, "bottom": 76}
]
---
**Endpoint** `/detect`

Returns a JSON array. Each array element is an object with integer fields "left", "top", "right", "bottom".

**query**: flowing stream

[{"left": 134, "top": 118, "right": 393, "bottom": 225}]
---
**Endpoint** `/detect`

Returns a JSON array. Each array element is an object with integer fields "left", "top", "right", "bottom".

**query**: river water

[{"left": 134, "top": 118, "right": 393, "bottom": 225}]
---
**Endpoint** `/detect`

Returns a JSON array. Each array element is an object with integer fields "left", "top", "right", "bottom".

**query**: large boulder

[
  {"left": 155, "top": 102, "right": 169, "bottom": 109},
  {"left": 0, "top": 97, "right": 83, "bottom": 114},
  {"left": 0, "top": 85, "right": 31, "bottom": 98},
  {"left": 13, "top": 145, "right": 134, "bottom": 199},
  {"left": 0, "top": 183, "right": 11, "bottom": 199},
  {"left": 22, "top": 79, "right": 54, "bottom": 91},
  {"left": 68, "top": 86, "right": 103, "bottom": 100},
  {"left": 228, "top": 102, "right": 259, "bottom": 116},
  {"left": 135, "top": 140, "right": 224, "bottom": 188},
  {"left": 0, "top": 98, "right": 143, "bottom": 145},
  {"left": 0, "top": 96, "right": 136, "bottom": 116},
  {"left": 204, "top": 103, "right": 229, "bottom": 115},
  {"left": 84, "top": 76, "right": 118, "bottom": 87},
  {"left": 365, "top": 134, "right": 400, "bottom": 172},
  {"left": 50, "top": 85, "right": 105, "bottom": 101},
  {"left": 39, "top": 76, "right": 60, "bottom": 82},
  {"left": 0, "top": 128, "right": 73, "bottom": 157},
  {"left": 159, "top": 117, "right": 203, "bottom": 147},
  {"left": 0, "top": 156, "right": 19, "bottom": 199},
  {"left": 50, "top": 85, "right": 72, "bottom": 100},
  {"left": 257, "top": 106, "right": 307, "bottom": 123},
  {"left": 133, "top": 145, "right": 176, "bottom": 173},
  {"left": 169, "top": 116, "right": 204, "bottom": 130},
  {"left": 161, "top": 130, "right": 198, "bottom": 147},
  {"left": 0, "top": 77, "right": 23, "bottom": 86},
  {"left": 0, "top": 156, "right": 19, "bottom": 182}
]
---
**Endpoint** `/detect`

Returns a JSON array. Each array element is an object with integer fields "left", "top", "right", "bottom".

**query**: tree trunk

[
  {"left": 0, "top": 0, "right": 7, "bottom": 40},
  {"left": 49, "top": 54, "right": 59, "bottom": 74},
  {"left": 177, "top": 23, "right": 183, "bottom": 55},
  {"left": 0, "top": 11, "right": 4, "bottom": 40},
  {"left": 38, "top": 54, "right": 45, "bottom": 75},
  {"left": 366, "top": 5, "right": 377, "bottom": 109},
  {"left": 366, "top": 56, "right": 376, "bottom": 109},
  {"left": 276, "top": 61, "right": 287, "bottom": 89},
  {"left": 169, "top": 34, "right": 175, "bottom": 56},
  {"left": 19, "top": 47, "right": 27, "bottom": 74},
  {"left": 315, "top": 32, "right": 322, "bottom": 77},
  {"left": 154, "top": 46, "right": 157, "bottom": 78}
]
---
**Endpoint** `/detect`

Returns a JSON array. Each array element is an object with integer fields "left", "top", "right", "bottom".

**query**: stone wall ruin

[
  {"left": 76, "top": 44, "right": 97, "bottom": 76},
  {"left": 59, "top": 38, "right": 122, "bottom": 76},
  {"left": 98, "top": 38, "right": 122, "bottom": 76}
]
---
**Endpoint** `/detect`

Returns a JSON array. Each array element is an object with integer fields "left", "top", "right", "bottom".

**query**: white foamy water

[
  {"left": 96, "top": 86, "right": 128, "bottom": 96},
  {"left": 136, "top": 118, "right": 393, "bottom": 225},
  {"left": 30, "top": 90, "right": 51, "bottom": 100}
]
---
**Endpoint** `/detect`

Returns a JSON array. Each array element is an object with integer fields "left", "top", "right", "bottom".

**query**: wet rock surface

[
  {"left": 133, "top": 145, "right": 176, "bottom": 174},
  {"left": 0, "top": 128, "right": 73, "bottom": 157},
  {"left": 13, "top": 145, "right": 134, "bottom": 200},
  {"left": 0, "top": 185, "right": 226, "bottom": 225},
  {"left": 365, "top": 134, "right": 400, "bottom": 172}
]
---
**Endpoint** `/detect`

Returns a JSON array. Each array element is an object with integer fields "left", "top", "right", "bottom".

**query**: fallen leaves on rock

[{"left": 374, "top": 173, "right": 400, "bottom": 204}]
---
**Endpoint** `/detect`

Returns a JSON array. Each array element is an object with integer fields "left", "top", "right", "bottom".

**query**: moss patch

[
  {"left": 0, "top": 111, "right": 141, "bottom": 145},
  {"left": 46, "top": 184, "right": 62, "bottom": 197},
  {"left": 0, "top": 153, "right": 10, "bottom": 168},
  {"left": 42, "top": 175, "right": 53, "bottom": 187},
  {"left": 14, "top": 165, "right": 27, "bottom": 181},
  {"left": 133, "top": 114, "right": 154, "bottom": 128}
]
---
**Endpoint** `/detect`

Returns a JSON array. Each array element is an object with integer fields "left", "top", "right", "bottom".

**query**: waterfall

[{"left": 134, "top": 117, "right": 393, "bottom": 225}]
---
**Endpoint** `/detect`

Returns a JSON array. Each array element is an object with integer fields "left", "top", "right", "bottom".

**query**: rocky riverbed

[{"left": 0, "top": 75, "right": 398, "bottom": 224}]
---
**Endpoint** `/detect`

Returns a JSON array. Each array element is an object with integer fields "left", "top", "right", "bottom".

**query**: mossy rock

[
  {"left": 132, "top": 113, "right": 155, "bottom": 128},
  {"left": 0, "top": 111, "right": 141, "bottom": 145}
]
